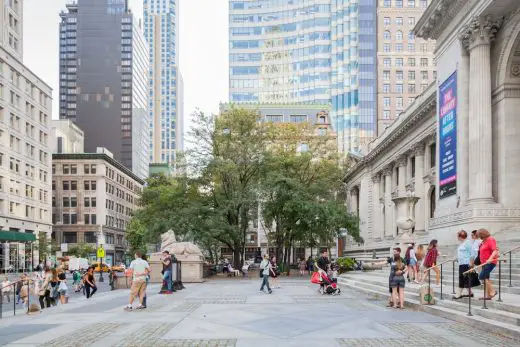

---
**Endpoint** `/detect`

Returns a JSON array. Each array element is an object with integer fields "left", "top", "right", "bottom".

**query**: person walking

[
  {"left": 141, "top": 254, "right": 151, "bottom": 308},
  {"left": 317, "top": 250, "right": 330, "bottom": 294},
  {"left": 470, "top": 230, "right": 481, "bottom": 272},
  {"left": 84, "top": 266, "right": 97, "bottom": 299},
  {"left": 453, "top": 230, "right": 480, "bottom": 299},
  {"left": 307, "top": 256, "right": 314, "bottom": 275},
  {"left": 270, "top": 256, "right": 280, "bottom": 288},
  {"left": 390, "top": 254, "right": 407, "bottom": 309},
  {"left": 125, "top": 251, "right": 150, "bottom": 311},
  {"left": 57, "top": 268, "right": 68, "bottom": 304},
  {"left": 477, "top": 229, "right": 499, "bottom": 300},
  {"left": 415, "top": 244, "right": 425, "bottom": 283},
  {"left": 405, "top": 244, "right": 417, "bottom": 283},
  {"left": 38, "top": 267, "right": 52, "bottom": 309},
  {"left": 160, "top": 251, "right": 173, "bottom": 294},
  {"left": 259, "top": 254, "right": 272, "bottom": 294},
  {"left": 299, "top": 258, "right": 306, "bottom": 276},
  {"left": 48, "top": 269, "right": 60, "bottom": 306},
  {"left": 423, "top": 240, "right": 441, "bottom": 286},
  {"left": 1, "top": 276, "right": 12, "bottom": 304}
]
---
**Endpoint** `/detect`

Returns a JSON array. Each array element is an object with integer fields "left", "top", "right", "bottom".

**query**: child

[
  {"left": 423, "top": 239, "right": 441, "bottom": 286},
  {"left": 390, "top": 254, "right": 407, "bottom": 309}
]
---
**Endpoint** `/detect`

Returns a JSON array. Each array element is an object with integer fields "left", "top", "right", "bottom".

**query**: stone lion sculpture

[{"left": 160, "top": 230, "right": 203, "bottom": 258}]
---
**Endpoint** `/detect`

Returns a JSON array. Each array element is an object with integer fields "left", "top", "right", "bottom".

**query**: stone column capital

[
  {"left": 460, "top": 15, "right": 502, "bottom": 51},
  {"left": 383, "top": 165, "right": 393, "bottom": 176},
  {"left": 371, "top": 174, "right": 381, "bottom": 183},
  {"left": 395, "top": 156, "right": 407, "bottom": 167},
  {"left": 350, "top": 186, "right": 359, "bottom": 196},
  {"left": 412, "top": 142, "right": 426, "bottom": 156}
]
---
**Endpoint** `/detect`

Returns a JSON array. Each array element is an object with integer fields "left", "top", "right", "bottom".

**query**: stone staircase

[{"left": 338, "top": 250, "right": 520, "bottom": 341}]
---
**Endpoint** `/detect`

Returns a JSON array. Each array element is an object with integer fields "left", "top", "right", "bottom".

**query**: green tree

[
  {"left": 67, "top": 242, "right": 96, "bottom": 258},
  {"left": 126, "top": 218, "right": 148, "bottom": 255},
  {"left": 36, "top": 231, "right": 59, "bottom": 263}
]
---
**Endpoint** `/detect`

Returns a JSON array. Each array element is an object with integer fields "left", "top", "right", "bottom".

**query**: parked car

[{"left": 92, "top": 262, "right": 110, "bottom": 272}]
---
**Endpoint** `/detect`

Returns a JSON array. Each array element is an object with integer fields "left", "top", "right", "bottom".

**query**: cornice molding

[{"left": 415, "top": 0, "right": 468, "bottom": 40}]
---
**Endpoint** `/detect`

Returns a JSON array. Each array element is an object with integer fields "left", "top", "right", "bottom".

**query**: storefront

[{"left": 0, "top": 231, "right": 37, "bottom": 272}]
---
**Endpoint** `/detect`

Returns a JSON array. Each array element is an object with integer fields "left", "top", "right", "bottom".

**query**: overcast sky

[{"left": 23, "top": 0, "right": 229, "bottom": 137}]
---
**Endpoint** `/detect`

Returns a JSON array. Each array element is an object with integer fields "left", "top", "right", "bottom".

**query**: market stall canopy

[{"left": 0, "top": 230, "right": 37, "bottom": 242}]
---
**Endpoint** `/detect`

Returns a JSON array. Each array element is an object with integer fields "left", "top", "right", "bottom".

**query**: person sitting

[{"left": 227, "top": 264, "right": 240, "bottom": 277}]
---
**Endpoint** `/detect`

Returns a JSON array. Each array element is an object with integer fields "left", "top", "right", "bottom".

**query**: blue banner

[{"left": 439, "top": 72, "right": 457, "bottom": 199}]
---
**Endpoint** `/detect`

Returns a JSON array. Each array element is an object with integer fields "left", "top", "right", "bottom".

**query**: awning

[{"left": 0, "top": 231, "right": 37, "bottom": 242}]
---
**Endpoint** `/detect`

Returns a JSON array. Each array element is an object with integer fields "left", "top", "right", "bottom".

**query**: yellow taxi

[{"left": 92, "top": 262, "right": 110, "bottom": 272}]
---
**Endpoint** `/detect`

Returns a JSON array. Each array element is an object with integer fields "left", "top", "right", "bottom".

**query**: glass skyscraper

[
  {"left": 229, "top": 0, "right": 377, "bottom": 153},
  {"left": 143, "top": 0, "right": 183, "bottom": 165},
  {"left": 59, "top": 0, "right": 150, "bottom": 179}
]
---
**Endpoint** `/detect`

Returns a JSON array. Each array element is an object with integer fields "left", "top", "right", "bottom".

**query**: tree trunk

[
  {"left": 286, "top": 245, "right": 292, "bottom": 276},
  {"left": 233, "top": 248, "right": 241, "bottom": 269}
]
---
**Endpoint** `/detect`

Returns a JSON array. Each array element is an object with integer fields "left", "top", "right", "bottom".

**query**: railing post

[
  {"left": 467, "top": 274, "right": 473, "bottom": 316},
  {"left": 440, "top": 264, "right": 443, "bottom": 300},
  {"left": 452, "top": 261, "right": 456, "bottom": 294},
  {"left": 482, "top": 278, "right": 488, "bottom": 309},
  {"left": 13, "top": 283, "right": 16, "bottom": 316},
  {"left": 498, "top": 260, "right": 503, "bottom": 303},
  {"left": 26, "top": 280, "right": 30, "bottom": 314},
  {"left": 508, "top": 252, "right": 512, "bottom": 287},
  {"left": 428, "top": 268, "right": 431, "bottom": 304}
]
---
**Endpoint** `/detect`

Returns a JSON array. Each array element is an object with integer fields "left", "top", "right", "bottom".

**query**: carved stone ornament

[
  {"left": 512, "top": 63, "right": 520, "bottom": 77},
  {"left": 413, "top": 142, "right": 426, "bottom": 156},
  {"left": 371, "top": 174, "right": 381, "bottom": 183},
  {"left": 395, "top": 156, "right": 407, "bottom": 167},
  {"left": 383, "top": 165, "right": 393, "bottom": 176},
  {"left": 460, "top": 15, "right": 502, "bottom": 51}
]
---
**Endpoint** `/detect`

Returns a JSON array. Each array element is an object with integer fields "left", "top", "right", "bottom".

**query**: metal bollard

[
  {"left": 13, "top": 283, "right": 16, "bottom": 316},
  {"left": 26, "top": 280, "right": 30, "bottom": 314},
  {"left": 498, "top": 260, "right": 503, "bottom": 303},
  {"left": 482, "top": 277, "right": 488, "bottom": 309},
  {"left": 440, "top": 264, "right": 443, "bottom": 300},
  {"left": 467, "top": 275, "right": 473, "bottom": 316},
  {"left": 452, "top": 261, "right": 456, "bottom": 294}
]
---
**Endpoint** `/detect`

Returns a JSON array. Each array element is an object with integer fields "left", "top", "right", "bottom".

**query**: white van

[{"left": 69, "top": 257, "right": 89, "bottom": 271}]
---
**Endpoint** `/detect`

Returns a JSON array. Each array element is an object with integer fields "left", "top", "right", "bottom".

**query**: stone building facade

[
  {"left": 0, "top": 0, "right": 53, "bottom": 271},
  {"left": 52, "top": 149, "right": 144, "bottom": 265},
  {"left": 344, "top": 0, "right": 520, "bottom": 254}
]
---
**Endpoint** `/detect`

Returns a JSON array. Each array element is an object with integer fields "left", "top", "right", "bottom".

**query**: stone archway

[{"left": 494, "top": 9, "right": 520, "bottom": 88}]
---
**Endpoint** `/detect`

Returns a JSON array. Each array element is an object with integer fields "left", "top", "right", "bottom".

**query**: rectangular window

[
  {"left": 63, "top": 181, "right": 69, "bottom": 190},
  {"left": 63, "top": 197, "right": 70, "bottom": 207},
  {"left": 84, "top": 232, "right": 96, "bottom": 243},
  {"left": 383, "top": 84, "right": 390, "bottom": 93},
  {"left": 84, "top": 164, "right": 90, "bottom": 174},
  {"left": 421, "top": 70, "right": 429, "bottom": 80},
  {"left": 91, "top": 165, "right": 96, "bottom": 174},
  {"left": 408, "top": 58, "right": 416, "bottom": 66},
  {"left": 396, "top": 17, "right": 403, "bottom": 25},
  {"left": 84, "top": 181, "right": 90, "bottom": 190},
  {"left": 84, "top": 197, "right": 90, "bottom": 207},
  {"left": 71, "top": 213, "right": 77, "bottom": 224},
  {"left": 63, "top": 214, "right": 70, "bottom": 224},
  {"left": 70, "top": 164, "right": 77, "bottom": 174},
  {"left": 383, "top": 110, "right": 391, "bottom": 119},
  {"left": 63, "top": 231, "right": 77, "bottom": 243},
  {"left": 384, "top": 0, "right": 391, "bottom": 7},
  {"left": 71, "top": 197, "right": 77, "bottom": 207},
  {"left": 84, "top": 214, "right": 90, "bottom": 224},
  {"left": 71, "top": 180, "right": 77, "bottom": 190},
  {"left": 62, "top": 164, "right": 69, "bottom": 174},
  {"left": 408, "top": 0, "right": 415, "bottom": 7},
  {"left": 411, "top": 157, "right": 416, "bottom": 178},
  {"left": 383, "top": 43, "right": 390, "bottom": 52},
  {"left": 408, "top": 43, "right": 415, "bottom": 52},
  {"left": 396, "top": 0, "right": 403, "bottom": 8},
  {"left": 383, "top": 97, "right": 391, "bottom": 108},
  {"left": 409, "top": 17, "right": 416, "bottom": 26},
  {"left": 383, "top": 71, "right": 390, "bottom": 81},
  {"left": 91, "top": 214, "right": 97, "bottom": 224},
  {"left": 421, "top": 58, "right": 428, "bottom": 67},
  {"left": 384, "top": 17, "right": 390, "bottom": 25},
  {"left": 408, "top": 71, "right": 416, "bottom": 80},
  {"left": 430, "top": 143, "right": 436, "bottom": 168},
  {"left": 383, "top": 58, "right": 391, "bottom": 67},
  {"left": 408, "top": 84, "right": 416, "bottom": 93},
  {"left": 396, "top": 43, "right": 403, "bottom": 52},
  {"left": 91, "top": 197, "right": 96, "bottom": 207},
  {"left": 396, "top": 71, "right": 403, "bottom": 81},
  {"left": 91, "top": 181, "right": 97, "bottom": 190},
  {"left": 396, "top": 84, "right": 403, "bottom": 94},
  {"left": 396, "top": 58, "right": 403, "bottom": 67}
]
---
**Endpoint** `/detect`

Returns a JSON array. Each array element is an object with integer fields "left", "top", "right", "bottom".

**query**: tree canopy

[{"left": 132, "top": 106, "right": 361, "bottom": 268}]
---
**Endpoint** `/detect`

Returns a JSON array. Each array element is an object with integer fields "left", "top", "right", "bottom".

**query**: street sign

[
  {"left": 61, "top": 243, "right": 68, "bottom": 252},
  {"left": 97, "top": 247, "right": 105, "bottom": 258}
]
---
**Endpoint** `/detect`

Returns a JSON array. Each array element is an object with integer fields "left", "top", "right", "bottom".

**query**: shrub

[{"left": 336, "top": 257, "right": 355, "bottom": 274}]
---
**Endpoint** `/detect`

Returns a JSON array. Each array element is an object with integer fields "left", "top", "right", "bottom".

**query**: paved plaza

[{"left": 0, "top": 277, "right": 518, "bottom": 347}]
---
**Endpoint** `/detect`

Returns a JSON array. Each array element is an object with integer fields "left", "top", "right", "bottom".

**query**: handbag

[
  {"left": 311, "top": 272, "right": 321, "bottom": 284},
  {"left": 474, "top": 244, "right": 482, "bottom": 266},
  {"left": 59, "top": 281, "right": 68, "bottom": 292}
]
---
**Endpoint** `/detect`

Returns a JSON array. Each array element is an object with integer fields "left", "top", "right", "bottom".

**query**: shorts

[
  {"left": 130, "top": 279, "right": 147, "bottom": 299},
  {"left": 479, "top": 263, "right": 496, "bottom": 280},
  {"left": 390, "top": 276, "right": 405, "bottom": 289},
  {"left": 59, "top": 289, "right": 68, "bottom": 296},
  {"left": 409, "top": 259, "right": 417, "bottom": 266}
]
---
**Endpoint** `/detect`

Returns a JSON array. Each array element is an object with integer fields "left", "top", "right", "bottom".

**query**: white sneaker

[{"left": 124, "top": 305, "right": 132, "bottom": 311}]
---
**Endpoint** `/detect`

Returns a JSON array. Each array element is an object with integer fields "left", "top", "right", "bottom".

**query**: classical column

[
  {"left": 461, "top": 16, "right": 501, "bottom": 203},
  {"left": 383, "top": 166, "right": 393, "bottom": 237},
  {"left": 414, "top": 143, "right": 426, "bottom": 232},
  {"left": 350, "top": 188, "right": 359, "bottom": 216},
  {"left": 457, "top": 33, "right": 470, "bottom": 207},
  {"left": 371, "top": 174, "right": 381, "bottom": 240},
  {"left": 396, "top": 156, "right": 407, "bottom": 195}
]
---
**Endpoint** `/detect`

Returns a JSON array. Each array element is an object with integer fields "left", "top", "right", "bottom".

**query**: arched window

[
  {"left": 408, "top": 31, "right": 415, "bottom": 41},
  {"left": 396, "top": 30, "right": 403, "bottom": 41},
  {"left": 384, "top": 30, "right": 391, "bottom": 40},
  {"left": 429, "top": 187, "right": 436, "bottom": 218}
]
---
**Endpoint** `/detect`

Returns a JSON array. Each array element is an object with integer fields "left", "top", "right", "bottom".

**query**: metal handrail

[
  {"left": 501, "top": 245, "right": 520, "bottom": 288},
  {"left": 501, "top": 245, "right": 520, "bottom": 256},
  {"left": 423, "top": 258, "right": 457, "bottom": 273}
]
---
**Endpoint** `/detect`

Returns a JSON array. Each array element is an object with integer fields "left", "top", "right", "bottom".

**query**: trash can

[{"left": 172, "top": 257, "right": 185, "bottom": 291}]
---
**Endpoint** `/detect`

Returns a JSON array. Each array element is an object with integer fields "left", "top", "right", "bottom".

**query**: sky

[{"left": 23, "top": 0, "right": 229, "bottom": 139}]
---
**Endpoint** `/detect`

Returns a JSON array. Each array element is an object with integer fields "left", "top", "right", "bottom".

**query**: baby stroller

[{"left": 312, "top": 271, "right": 341, "bottom": 295}]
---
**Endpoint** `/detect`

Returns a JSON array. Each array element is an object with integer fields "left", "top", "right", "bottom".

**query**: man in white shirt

[{"left": 125, "top": 251, "right": 150, "bottom": 311}]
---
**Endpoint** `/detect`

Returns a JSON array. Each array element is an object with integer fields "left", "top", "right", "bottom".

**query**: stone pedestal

[{"left": 149, "top": 252, "right": 204, "bottom": 283}]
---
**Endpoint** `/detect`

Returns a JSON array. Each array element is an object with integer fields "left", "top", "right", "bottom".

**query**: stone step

[
  {"left": 338, "top": 276, "right": 520, "bottom": 341},
  {"left": 340, "top": 274, "right": 520, "bottom": 315}
]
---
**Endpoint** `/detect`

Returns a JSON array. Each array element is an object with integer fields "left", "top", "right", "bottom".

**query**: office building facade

[
  {"left": 52, "top": 149, "right": 144, "bottom": 265},
  {"left": 59, "top": 0, "right": 150, "bottom": 180},
  {"left": 377, "top": 0, "right": 435, "bottom": 134},
  {"left": 228, "top": 0, "right": 377, "bottom": 153},
  {"left": 143, "top": 0, "right": 183, "bottom": 165},
  {"left": 0, "top": 0, "right": 53, "bottom": 271}
]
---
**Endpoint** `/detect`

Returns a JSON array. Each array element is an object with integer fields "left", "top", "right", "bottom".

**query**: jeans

[
  {"left": 260, "top": 274, "right": 271, "bottom": 292},
  {"left": 85, "top": 284, "right": 97, "bottom": 298},
  {"left": 39, "top": 290, "right": 51, "bottom": 309},
  {"left": 163, "top": 270, "right": 172, "bottom": 291}
]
